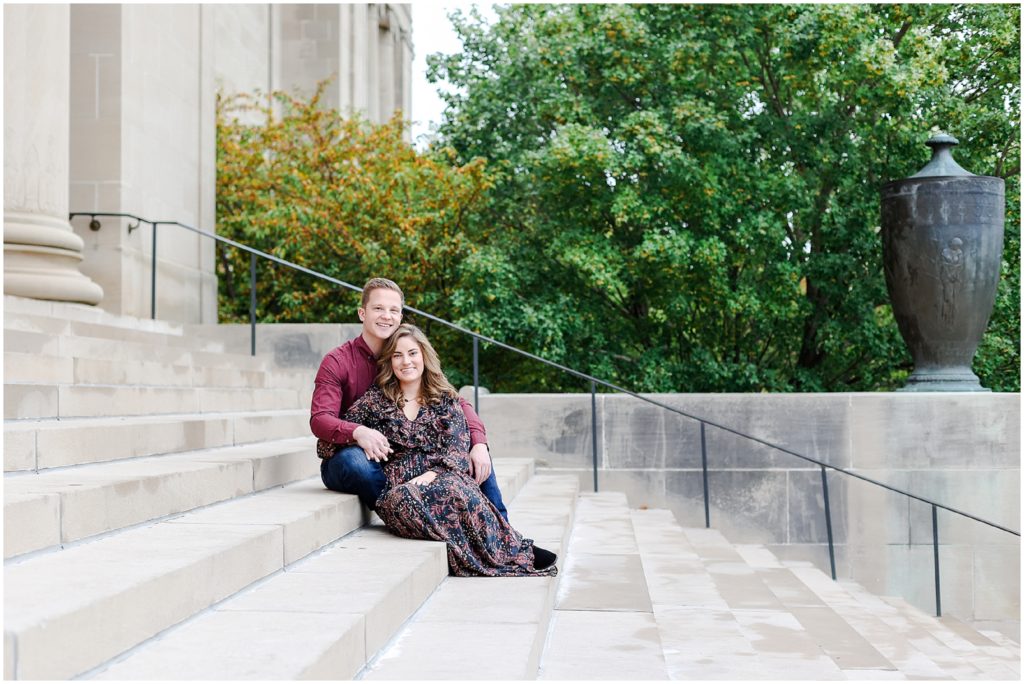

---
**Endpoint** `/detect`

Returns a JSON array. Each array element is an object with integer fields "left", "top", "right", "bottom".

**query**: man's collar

[{"left": 354, "top": 333, "right": 378, "bottom": 359}]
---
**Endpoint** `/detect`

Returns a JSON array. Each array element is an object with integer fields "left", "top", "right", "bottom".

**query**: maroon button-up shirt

[{"left": 310, "top": 335, "right": 488, "bottom": 447}]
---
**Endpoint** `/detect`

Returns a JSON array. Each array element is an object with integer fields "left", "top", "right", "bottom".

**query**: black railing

[{"left": 70, "top": 211, "right": 1021, "bottom": 616}]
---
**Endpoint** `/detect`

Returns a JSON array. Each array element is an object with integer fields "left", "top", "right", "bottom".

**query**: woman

[{"left": 335, "top": 324, "right": 557, "bottom": 577}]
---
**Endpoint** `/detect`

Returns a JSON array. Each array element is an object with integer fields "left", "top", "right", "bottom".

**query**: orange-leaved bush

[{"left": 216, "top": 80, "right": 492, "bottom": 330}]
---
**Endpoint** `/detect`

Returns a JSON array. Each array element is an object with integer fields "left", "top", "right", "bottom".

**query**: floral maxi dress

[{"left": 341, "top": 386, "right": 555, "bottom": 577}]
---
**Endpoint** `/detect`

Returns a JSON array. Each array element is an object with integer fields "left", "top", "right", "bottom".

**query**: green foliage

[
  {"left": 429, "top": 3, "right": 1020, "bottom": 392},
  {"left": 216, "top": 6, "right": 1019, "bottom": 394},
  {"left": 215, "top": 83, "right": 491, "bottom": 339}
]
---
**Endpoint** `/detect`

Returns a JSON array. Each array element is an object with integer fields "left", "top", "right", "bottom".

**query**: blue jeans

[{"left": 320, "top": 445, "right": 509, "bottom": 522}]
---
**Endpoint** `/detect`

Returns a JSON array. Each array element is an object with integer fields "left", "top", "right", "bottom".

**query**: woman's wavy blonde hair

[{"left": 376, "top": 324, "right": 459, "bottom": 408}]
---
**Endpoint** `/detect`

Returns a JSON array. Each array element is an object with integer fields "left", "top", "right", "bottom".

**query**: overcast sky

[{"left": 410, "top": 3, "right": 497, "bottom": 148}]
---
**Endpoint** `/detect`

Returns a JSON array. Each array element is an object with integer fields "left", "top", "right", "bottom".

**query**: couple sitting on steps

[{"left": 310, "top": 277, "right": 557, "bottom": 577}]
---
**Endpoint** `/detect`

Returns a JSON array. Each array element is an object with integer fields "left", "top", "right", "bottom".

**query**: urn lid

[{"left": 910, "top": 133, "right": 974, "bottom": 178}]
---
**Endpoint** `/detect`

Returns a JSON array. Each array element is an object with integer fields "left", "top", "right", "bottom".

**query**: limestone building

[{"left": 4, "top": 3, "right": 413, "bottom": 323}]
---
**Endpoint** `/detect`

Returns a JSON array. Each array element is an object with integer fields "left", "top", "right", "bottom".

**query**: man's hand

[
  {"left": 409, "top": 471, "right": 438, "bottom": 487},
  {"left": 353, "top": 425, "right": 393, "bottom": 462},
  {"left": 468, "top": 443, "right": 491, "bottom": 484}
]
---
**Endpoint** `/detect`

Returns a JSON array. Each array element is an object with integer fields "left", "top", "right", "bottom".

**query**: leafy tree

[
  {"left": 215, "top": 83, "right": 491, "bottom": 341},
  {"left": 430, "top": 3, "right": 1020, "bottom": 392}
]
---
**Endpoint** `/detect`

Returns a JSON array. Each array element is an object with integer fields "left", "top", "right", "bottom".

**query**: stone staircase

[
  {"left": 3, "top": 296, "right": 1019, "bottom": 679},
  {"left": 535, "top": 493, "right": 1020, "bottom": 680},
  {"left": 1, "top": 296, "right": 550, "bottom": 680}
]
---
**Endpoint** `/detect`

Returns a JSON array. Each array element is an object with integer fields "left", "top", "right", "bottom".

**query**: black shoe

[{"left": 533, "top": 545, "right": 557, "bottom": 570}]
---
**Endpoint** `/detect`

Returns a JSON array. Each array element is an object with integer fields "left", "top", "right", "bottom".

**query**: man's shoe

[{"left": 533, "top": 545, "right": 557, "bottom": 570}]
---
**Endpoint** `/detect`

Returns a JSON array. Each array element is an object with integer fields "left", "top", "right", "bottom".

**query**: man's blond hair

[{"left": 361, "top": 277, "right": 404, "bottom": 307}]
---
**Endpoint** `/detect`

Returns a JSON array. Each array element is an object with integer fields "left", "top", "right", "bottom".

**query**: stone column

[
  {"left": 378, "top": 6, "right": 396, "bottom": 120},
  {"left": 3, "top": 4, "right": 103, "bottom": 305},
  {"left": 351, "top": 4, "right": 369, "bottom": 114}
]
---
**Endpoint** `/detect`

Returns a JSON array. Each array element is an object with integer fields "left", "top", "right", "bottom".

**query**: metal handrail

[{"left": 71, "top": 210, "right": 1021, "bottom": 615}]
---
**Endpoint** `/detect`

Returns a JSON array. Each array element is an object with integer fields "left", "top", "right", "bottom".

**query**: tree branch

[
  {"left": 756, "top": 329, "right": 775, "bottom": 366},
  {"left": 890, "top": 19, "right": 913, "bottom": 49},
  {"left": 754, "top": 35, "right": 789, "bottom": 118},
  {"left": 997, "top": 163, "right": 1020, "bottom": 179},
  {"left": 738, "top": 31, "right": 788, "bottom": 119}
]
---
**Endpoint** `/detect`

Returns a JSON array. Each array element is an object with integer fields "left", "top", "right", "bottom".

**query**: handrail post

[
  {"left": 473, "top": 336, "right": 479, "bottom": 414},
  {"left": 933, "top": 504, "right": 941, "bottom": 616},
  {"left": 591, "top": 380, "right": 598, "bottom": 492},
  {"left": 700, "top": 422, "right": 710, "bottom": 528},
  {"left": 249, "top": 253, "right": 257, "bottom": 356},
  {"left": 150, "top": 222, "right": 158, "bottom": 320},
  {"left": 821, "top": 466, "right": 836, "bottom": 580}
]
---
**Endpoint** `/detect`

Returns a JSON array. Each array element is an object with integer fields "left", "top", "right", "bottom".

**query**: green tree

[
  {"left": 216, "top": 83, "right": 492, "bottom": 337},
  {"left": 431, "top": 3, "right": 1020, "bottom": 392}
]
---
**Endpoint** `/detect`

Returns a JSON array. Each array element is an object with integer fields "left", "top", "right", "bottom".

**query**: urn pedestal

[{"left": 880, "top": 134, "right": 1005, "bottom": 391}]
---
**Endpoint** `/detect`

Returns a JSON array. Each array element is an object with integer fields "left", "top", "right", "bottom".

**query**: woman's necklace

[{"left": 401, "top": 393, "right": 422, "bottom": 420}]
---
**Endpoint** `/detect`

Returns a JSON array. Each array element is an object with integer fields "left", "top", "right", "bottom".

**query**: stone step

[
  {"left": 632, "top": 512, "right": 846, "bottom": 680},
  {"left": 3, "top": 329, "right": 61, "bottom": 356},
  {"left": 978, "top": 628, "right": 1021, "bottom": 660},
  {"left": 633, "top": 511, "right": 765, "bottom": 680},
  {"left": 4, "top": 295, "right": 186, "bottom": 335},
  {"left": 682, "top": 527, "right": 787, "bottom": 611},
  {"left": 3, "top": 351, "right": 75, "bottom": 384},
  {"left": 761, "top": 583, "right": 895, "bottom": 672},
  {"left": 90, "top": 529, "right": 449, "bottom": 680},
  {"left": 6, "top": 453, "right": 531, "bottom": 563},
  {"left": 728, "top": 609, "right": 849, "bottom": 680},
  {"left": 882, "top": 596, "right": 1020, "bottom": 679},
  {"left": 732, "top": 542, "right": 786, "bottom": 569},
  {"left": 183, "top": 321, "right": 364, "bottom": 370},
  {"left": 5, "top": 382, "right": 307, "bottom": 420},
  {"left": 796, "top": 567, "right": 991, "bottom": 679},
  {"left": 3, "top": 350, "right": 222, "bottom": 388},
  {"left": 75, "top": 460, "right": 539, "bottom": 680},
  {"left": 538, "top": 492, "right": 668, "bottom": 680},
  {"left": 4, "top": 478, "right": 365, "bottom": 680},
  {"left": 940, "top": 617, "right": 1021, "bottom": 675},
  {"left": 679, "top": 520, "right": 839, "bottom": 679},
  {"left": 759, "top": 566, "right": 949, "bottom": 679},
  {"left": 5, "top": 409, "right": 310, "bottom": 472},
  {"left": 4, "top": 311, "right": 225, "bottom": 351},
  {"left": 4, "top": 437, "right": 317, "bottom": 559},
  {"left": 3, "top": 479, "right": 364, "bottom": 679},
  {"left": 729, "top": 547, "right": 896, "bottom": 674},
  {"left": 362, "top": 473, "right": 580, "bottom": 680},
  {"left": 647, "top": 516, "right": 935, "bottom": 680},
  {"left": 555, "top": 492, "right": 648, "bottom": 611},
  {"left": 4, "top": 350, "right": 309, "bottom": 390},
  {"left": 5, "top": 328, "right": 270, "bottom": 372}
]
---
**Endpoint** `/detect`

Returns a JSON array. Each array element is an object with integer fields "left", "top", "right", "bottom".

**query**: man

[{"left": 310, "top": 277, "right": 508, "bottom": 520}]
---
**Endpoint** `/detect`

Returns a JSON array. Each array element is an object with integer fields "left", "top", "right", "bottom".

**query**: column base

[{"left": 4, "top": 212, "right": 104, "bottom": 305}]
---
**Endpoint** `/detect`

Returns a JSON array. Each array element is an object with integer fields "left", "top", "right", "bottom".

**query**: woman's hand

[{"left": 408, "top": 471, "right": 438, "bottom": 487}]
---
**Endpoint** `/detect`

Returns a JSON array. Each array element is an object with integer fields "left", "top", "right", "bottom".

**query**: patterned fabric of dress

[{"left": 342, "top": 385, "right": 555, "bottom": 577}]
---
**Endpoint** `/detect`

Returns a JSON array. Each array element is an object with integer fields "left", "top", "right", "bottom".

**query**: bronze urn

[{"left": 880, "top": 134, "right": 1006, "bottom": 391}]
